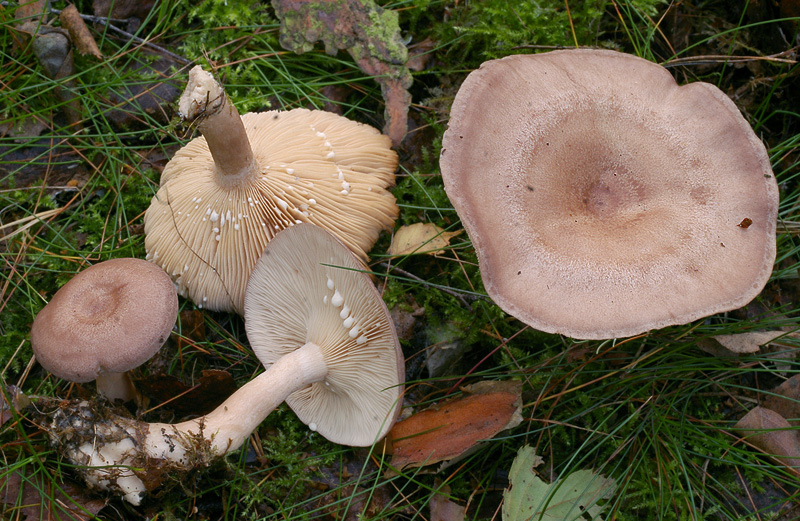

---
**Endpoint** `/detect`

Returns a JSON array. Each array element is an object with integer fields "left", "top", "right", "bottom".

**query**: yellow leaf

[{"left": 388, "top": 223, "right": 462, "bottom": 256}]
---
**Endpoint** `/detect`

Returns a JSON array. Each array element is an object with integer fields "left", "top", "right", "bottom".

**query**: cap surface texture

[
  {"left": 440, "top": 49, "right": 779, "bottom": 339},
  {"left": 30, "top": 258, "right": 178, "bottom": 382}
]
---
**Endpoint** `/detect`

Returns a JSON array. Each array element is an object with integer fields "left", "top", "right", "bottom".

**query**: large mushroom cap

[
  {"left": 144, "top": 67, "right": 398, "bottom": 314},
  {"left": 244, "top": 223, "right": 404, "bottom": 446},
  {"left": 30, "top": 258, "right": 178, "bottom": 382},
  {"left": 440, "top": 49, "right": 779, "bottom": 340}
]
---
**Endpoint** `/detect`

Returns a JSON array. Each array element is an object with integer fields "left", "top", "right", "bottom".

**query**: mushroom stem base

[{"left": 27, "top": 342, "right": 329, "bottom": 504}]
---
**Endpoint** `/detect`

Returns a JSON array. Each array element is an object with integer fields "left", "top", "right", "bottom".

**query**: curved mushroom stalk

[
  {"left": 35, "top": 225, "right": 404, "bottom": 505},
  {"left": 38, "top": 342, "right": 328, "bottom": 505}
]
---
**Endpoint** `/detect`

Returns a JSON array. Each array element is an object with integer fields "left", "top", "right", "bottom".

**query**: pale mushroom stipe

[
  {"left": 144, "top": 66, "right": 399, "bottom": 314},
  {"left": 34, "top": 224, "right": 404, "bottom": 505},
  {"left": 440, "top": 49, "right": 779, "bottom": 340},
  {"left": 30, "top": 257, "right": 178, "bottom": 402}
]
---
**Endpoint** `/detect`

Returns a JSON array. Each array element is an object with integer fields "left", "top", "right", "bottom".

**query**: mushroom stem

[
  {"left": 168, "top": 341, "right": 327, "bottom": 454},
  {"left": 38, "top": 342, "right": 328, "bottom": 505},
  {"left": 178, "top": 66, "right": 258, "bottom": 188},
  {"left": 95, "top": 371, "right": 138, "bottom": 403}
]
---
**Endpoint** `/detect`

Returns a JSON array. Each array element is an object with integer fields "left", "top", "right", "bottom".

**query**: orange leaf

[{"left": 387, "top": 381, "right": 521, "bottom": 470}]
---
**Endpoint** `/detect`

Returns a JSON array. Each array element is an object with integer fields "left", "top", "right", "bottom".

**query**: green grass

[{"left": 2, "top": 0, "right": 800, "bottom": 520}]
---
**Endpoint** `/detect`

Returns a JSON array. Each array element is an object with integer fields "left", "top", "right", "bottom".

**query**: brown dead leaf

[
  {"left": 137, "top": 369, "right": 236, "bottom": 417},
  {"left": 386, "top": 380, "right": 522, "bottom": 471},
  {"left": 735, "top": 406, "right": 800, "bottom": 469},
  {"left": 1, "top": 469, "right": 106, "bottom": 520},
  {"left": 702, "top": 331, "right": 790, "bottom": 354},
  {"left": 271, "top": 0, "right": 413, "bottom": 145},
  {"left": 59, "top": 4, "right": 102, "bottom": 59},
  {"left": 406, "top": 37, "right": 436, "bottom": 72},
  {"left": 762, "top": 374, "right": 800, "bottom": 427},
  {"left": 430, "top": 483, "right": 466, "bottom": 521},
  {"left": 171, "top": 309, "right": 207, "bottom": 351},
  {"left": 388, "top": 223, "right": 462, "bottom": 256}
]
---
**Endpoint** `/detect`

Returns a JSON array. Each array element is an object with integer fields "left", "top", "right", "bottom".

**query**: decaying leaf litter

[{"left": 1, "top": 1, "right": 799, "bottom": 520}]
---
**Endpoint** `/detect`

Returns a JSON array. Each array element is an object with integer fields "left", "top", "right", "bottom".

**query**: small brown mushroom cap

[
  {"left": 144, "top": 68, "right": 398, "bottom": 314},
  {"left": 30, "top": 258, "right": 178, "bottom": 382},
  {"left": 244, "top": 223, "right": 404, "bottom": 446},
  {"left": 440, "top": 49, "right": 779, "bottom": 339}
]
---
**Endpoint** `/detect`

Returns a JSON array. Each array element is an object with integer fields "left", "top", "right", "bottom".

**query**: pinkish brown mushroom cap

[
  {"left": 30, "top": 258, "right": 178, "bottom": 383},
  {"left": 440, "top": 49, "right": 779, "bottom": 340}
]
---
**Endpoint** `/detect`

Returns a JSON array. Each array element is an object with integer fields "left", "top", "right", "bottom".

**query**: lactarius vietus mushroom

[
  {"left": 440, "top": 49, "right": 779, "bottom": 340},
  {"left": 30, "top": 258, "right": 178, "bottom": 402},
  {"left": 35, "top": 224, "right": 404, "bottom": 504},
  {"left": 144, "top": 65, "right": 398, "bottom": 314}
]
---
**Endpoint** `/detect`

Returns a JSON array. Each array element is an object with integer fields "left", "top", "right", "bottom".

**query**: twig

[{"left": 662, "top": 49, "right": 798, "bottom": 68}]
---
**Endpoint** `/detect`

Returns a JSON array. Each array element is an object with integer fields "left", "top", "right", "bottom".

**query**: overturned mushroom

[
  {"left": 440, "top": 49, "right": 779, "bottom": 339},
  {"left": 144, "top": 66, "right": 398, "bottom": 314},
  {"left": 30, "top": 258, "right": 178, "bottom": 402},
  {"left": 34, "top": 224, "right": 404, "bottom": 504}
]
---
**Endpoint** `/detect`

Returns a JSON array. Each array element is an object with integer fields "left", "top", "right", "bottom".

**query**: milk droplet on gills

[
  {"left": 348, "top": 326, "right": 360, "bottom": 338},
  {"left": 343, "top": 316, "right": 355, "bottom": 328},
  {"left": 331, "top": 290, "right": 344, "bottom": 307},
  {"left": 309, "top": 422, "right": 318, "bottom": 431},
  {"left": 339, "top": 305, "right": 350, "bottom": 319},
  {"left": 356, "top": 334, "right": 368, "bottom": 345},
  {"left": 327, "top": 277, "right": 335, "bottom": 290}
]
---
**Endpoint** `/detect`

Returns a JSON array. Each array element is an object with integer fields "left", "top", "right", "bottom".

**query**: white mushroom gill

[
  {"left": 246, "top": 225, "right": 404, "bottom": 447},
  {"left": 143, "top": 67, "right": 398, "bottom": 314}
]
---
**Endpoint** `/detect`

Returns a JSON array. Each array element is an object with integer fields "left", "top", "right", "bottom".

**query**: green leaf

[{"left": 503, "top": 446, "right": 616, "bottom": 521}]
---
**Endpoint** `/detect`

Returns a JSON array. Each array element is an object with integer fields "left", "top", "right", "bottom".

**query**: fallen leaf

[
  {"left": 0, "top": 469, "right": 106, "bottom": 520},
  {"left": 430, "top": 483, "right": 466, "bottom": 521},
  {"left": 389, "top": 297, "right": 424, "bottom": 341},
  {"left": 735, "top": 406, "right": 800, "bottom": 469},
  {"left": 1, "top": 385, "right": 30, "bottom": 428},
  {"left": 271, "top": 0, "right": 413, "bottom": 145},
  {"left": 59, "top": 4, "right": 102, "bottom": 59},
  {"left": 406, "top": 37, "right": 436, "bottom": 72},
  {"left": 388, "top": 223, "right": 462, "bottom": 256},
  {"left": 502, "top": 446, "right": 615, "bottom": 521},
  {"left": 702, "top": 331, "right": 790, "bottom": 354},
  {"left": 171, "top": 309, "right": 207, "bottom": 351},
  {"left": 762, "top": 374, "right": 800, "bottom": 426},
  {"left": 387, "top": 380, "right": 522, "bottom": 471}
]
